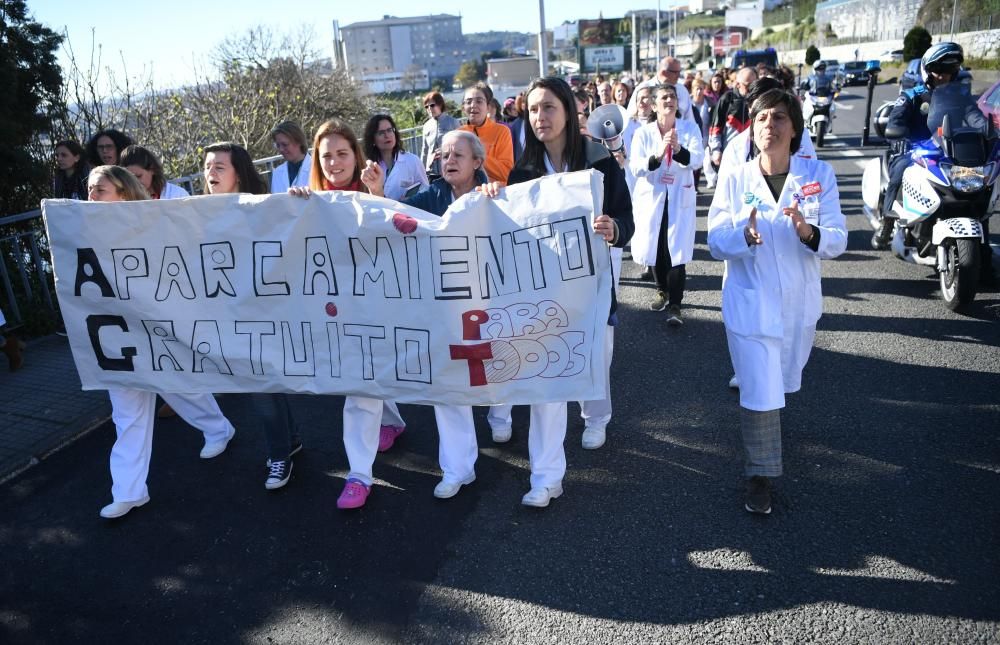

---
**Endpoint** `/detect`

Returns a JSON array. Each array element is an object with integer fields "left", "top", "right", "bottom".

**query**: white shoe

[
  {"left": 728, "top": 375, "right": 739, "bottom": 389},
  {"left": 581, "top": 426, "right": 606, "bottom": 450},
  {"left": 100, "top": 495, "right": 150, "bottom": 519},
  {"left": 491, "top": 425, "right": 512, "bottom": 443},
  {"left": 433, "top": 473, "right": 476, "bottom": 499},
  {"left": 200, "top": 429, "right": 235, "bottom": 459},
  {"left": 521, "top": 485, "right": 563, "bottom": 508}
]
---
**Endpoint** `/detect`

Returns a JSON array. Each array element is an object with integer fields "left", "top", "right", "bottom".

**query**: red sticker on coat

[{"left": 802, "top": 181, "right": 822, "bottom": 196}]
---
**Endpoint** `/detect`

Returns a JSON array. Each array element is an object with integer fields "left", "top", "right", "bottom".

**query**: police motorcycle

[
  {"left": 862, "top": 79, "right": 1000, "bottom": 310},
  {"left": 799, "top": 65, "right": 838, "bottom": 148}
]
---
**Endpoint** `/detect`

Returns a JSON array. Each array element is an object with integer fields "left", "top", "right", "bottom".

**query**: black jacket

[{"left": 508, "top": 138, "right": 634, "bottom": 320}]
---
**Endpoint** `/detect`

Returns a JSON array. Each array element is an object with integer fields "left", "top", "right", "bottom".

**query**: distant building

[
  {"left": 337, "top": 14, "right": 468, "bottom": 84},
  {"left": 360, "top": 69, "right": 431, "bottom": 94},
  {"left": 689, "top": 0, "right": 724, "bottom": 11},
  {"left": 815, "top": 0, "right": 922, "bottom": 40}
]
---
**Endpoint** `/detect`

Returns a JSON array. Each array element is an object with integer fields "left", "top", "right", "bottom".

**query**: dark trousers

[
  {"left": 654, "top": 198, "right": 686, "bottom": 306},
  {"left": 249, "top": 393, "right": 299, "bottom": 461},
  {"left": 883, "top": 153, "right": 910, "bottom": 217}
]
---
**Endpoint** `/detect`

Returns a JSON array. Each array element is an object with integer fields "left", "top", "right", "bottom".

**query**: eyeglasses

[
  {"left": 462, "top": 98, "right": 486, "bottom": 106},
  {"left": 664, "top": 68, "right": 682, "bottom": 75},
  {"left": 376, "top": 127, "right": 395, "bottom": 137}
]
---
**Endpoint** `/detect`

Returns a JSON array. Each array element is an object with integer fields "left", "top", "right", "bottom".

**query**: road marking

[{"left": 835, "top": 102, "right": 854, "bottom": 110}]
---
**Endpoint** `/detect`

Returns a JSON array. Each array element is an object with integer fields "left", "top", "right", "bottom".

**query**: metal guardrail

[{"left": 0, "top": 126, "right": 427, "bottom": 329}]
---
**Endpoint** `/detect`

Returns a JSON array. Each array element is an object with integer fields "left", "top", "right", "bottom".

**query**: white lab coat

[
  {"left": 717, "top": 128, "right": 817, "bottom": 182},
  {"left": 380, "top": 151, "right": 429, "bottom": 201},
  {"left": 160, "top": 183, "right": 189, "bottom": 199},
  {"left": 628, "top": 118, "right": 704, "bottom": 267},
  {"left": 707, "top": 155, "right": 847, "bottom": 411},
  {"left": 270, "top": 153, "right": 312, "bottom": 194},
  {"left": 621, "top": 117, "right": 646, "bottom": 192}
]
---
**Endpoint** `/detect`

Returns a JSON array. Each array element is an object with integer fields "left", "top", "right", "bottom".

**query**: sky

[{"left": 28, "top": 0, "right": 686, "bottom": 89}]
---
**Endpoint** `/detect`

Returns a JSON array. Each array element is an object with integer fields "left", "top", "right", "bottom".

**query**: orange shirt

[{"left": 461, "top": 119, "right": 514, "bottom": 186}]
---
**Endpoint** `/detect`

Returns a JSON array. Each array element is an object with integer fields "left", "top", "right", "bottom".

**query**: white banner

[{"left": 42, "top": 170, "right": 612, "bottom": 406}]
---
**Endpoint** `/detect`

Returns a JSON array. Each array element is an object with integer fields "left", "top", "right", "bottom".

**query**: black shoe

[
  {"left": 640, "top": 267, "right": 654, "bottom": 281},
  {"left": 267, "top": 440, "right": 303, "bottom": 467},
  {"left": 649, "top": 291, "right": 668, "bottom": 311},
  {"left": 265, "top": 459, "right": 293, "bottom": 490},
  {"left": 745, "top": 476, "right": 772, "bottom": 514},
  {"left": 666, "top": 304, "right": 683, "bottom": 327},
  {"left": 871, "top": 217, "right": 894, "bottom": 250}
]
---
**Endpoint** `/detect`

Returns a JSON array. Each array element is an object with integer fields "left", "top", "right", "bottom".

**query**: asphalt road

[{"left": 1, "top": 82, "right": 998, "bottom": 644}]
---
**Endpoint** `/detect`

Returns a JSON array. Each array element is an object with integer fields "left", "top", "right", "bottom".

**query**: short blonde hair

[{"left": 88, "top": 165, "right": 150, "bottom": 201}]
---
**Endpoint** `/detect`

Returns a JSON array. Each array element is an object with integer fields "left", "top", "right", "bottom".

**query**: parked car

[
  {"left": 900, "top": 58, "right": 922, "bottom": 90},
  {"left": 881, "top": 49, "right": 904, "bottom": 62},
  {"left": 841, "top": 61, "right": 870, "bottom": 86},
  {"left": 977, "top": 77, "right": 1000, "bottom": 130}
]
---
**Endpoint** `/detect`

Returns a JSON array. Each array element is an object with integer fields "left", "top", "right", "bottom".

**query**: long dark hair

[
  {"left": 518, "top": 76, "right": 586, "bottom": 174},
  {"left": 203, "top": 142, "right": 267, "bottom": 195},
  {"left": 86, "top": 129, "right": 133, "bottom": 166},
  {"left": 53, "top": 140, "right": 89, "bottom": 199},
  {"left": 363, "top": 114, "right": 400, "bottom": 165},
  {"left": 119, "top": 145, "right": 166, "bottom": 196}
]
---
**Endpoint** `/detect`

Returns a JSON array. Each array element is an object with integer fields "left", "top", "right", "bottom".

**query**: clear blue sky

[{"left": 28, "top": 1, "right": 686, "bottom": 89}]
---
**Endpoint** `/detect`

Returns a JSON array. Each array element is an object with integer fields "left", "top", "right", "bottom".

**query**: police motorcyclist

[
  {"left": 873, "top": 42, "right": 965, "bottom": 248},
  {"left": 800, "top": 61, "right": 840, "bottom": 134},
  {"left": 803, "top": 60, "right": 838, "bottom": 95}
]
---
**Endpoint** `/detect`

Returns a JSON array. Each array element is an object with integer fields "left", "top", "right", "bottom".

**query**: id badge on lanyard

[{"left": 794, "top": 181, "right": 822, "bottom": 224}]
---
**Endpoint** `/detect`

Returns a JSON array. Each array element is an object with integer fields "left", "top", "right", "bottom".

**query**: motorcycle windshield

[{"left": 927, "top": 81, "right": 987, "bottom": 136}]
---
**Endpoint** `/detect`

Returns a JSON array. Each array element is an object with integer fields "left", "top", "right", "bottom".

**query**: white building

[
  {"left": 336, "top": 14, "right": 468, "bottom": 83},
  {"left": 815, "top": 0, "right": 922, "bottom": 40}
]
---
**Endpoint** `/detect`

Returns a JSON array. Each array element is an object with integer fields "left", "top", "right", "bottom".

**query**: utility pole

[
  {"left": 950, "top": 0, "right": 958, "bottom": 39},
  {"left": 656, "top": 0, "right": 662, "bottom": 64},
  {"left": 632, "top": 13, "right": 638, "bottom": 78},
  {"left": 538, "top": 0, "right": 547, "bottom": 79}
]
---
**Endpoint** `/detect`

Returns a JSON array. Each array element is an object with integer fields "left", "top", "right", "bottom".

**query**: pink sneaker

[
  {"left": 337, "top": 479, "right": 370, "bottom": 509},
  {"left": 377, "top": 424, "right": 405, "bottom": 452}
]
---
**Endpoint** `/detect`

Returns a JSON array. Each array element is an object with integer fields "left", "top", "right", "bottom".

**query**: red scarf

[{"left": 323, "top": 178, "right": 363, "bottom": 192}]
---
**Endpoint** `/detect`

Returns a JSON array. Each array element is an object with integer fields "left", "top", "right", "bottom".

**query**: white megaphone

[{"left": 586, "top": 104, "right": 630, "bottom": 154}]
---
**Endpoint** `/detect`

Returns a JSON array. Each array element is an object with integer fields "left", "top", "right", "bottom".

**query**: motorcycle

[
  {"left": 862, "top": 81, "right": 1000, "bottom": 310},
  {"left": 801, "top": 86, "right": 836, "bottom": 148}
]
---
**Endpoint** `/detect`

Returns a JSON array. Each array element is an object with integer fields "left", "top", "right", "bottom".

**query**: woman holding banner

[
  {"left": 202, "top": 143, "right": 302, "bottom": 492},
  {"left": 487, "top": 76, "right": 633, "bottom": 507},
  {"left": 288, "top": 119, "right": 409, "bottom": 509},
  {"left": 368, "top": 129, "right": 491, "bottom": 499},
  {"left": 88, "top": 165, "right": 237, "bottom": 519}
]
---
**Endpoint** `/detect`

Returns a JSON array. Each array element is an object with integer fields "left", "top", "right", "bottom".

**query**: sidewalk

[{"left": 0, "top": 335, "right": 109, "bottom": 481}]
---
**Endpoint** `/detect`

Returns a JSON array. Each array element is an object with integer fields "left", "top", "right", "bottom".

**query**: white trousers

[
  {"left": 108, "top": 389, "right": 234, "bottom": 503},
  {"left": 382, "top": 400, "right": 405, "bottom": 428},
  {"left": 579, "top": 324, "right": 615, "bottom": 430},
  {"left": 704, "top": 146, "right": 717, "bottom": 184},
  {"left": 342, "top": 396, "right": 385, "bottom": 486},
  {"left": 487, "top": 402, "right": 568, "bottom": 488},
  {"left": 434, "top": 405, "right": 476, "bottom": 481}
]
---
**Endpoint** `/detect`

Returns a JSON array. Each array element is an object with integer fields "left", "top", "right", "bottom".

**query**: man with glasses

[
  {"left": 708, "top": 66, "right": 758, "bottom": 174},
  {"left": 628, "top": 57, "right": 695, "bottom": 123},
  {"left": 421, "top": 91, "right": 460, "bottom": 181}
]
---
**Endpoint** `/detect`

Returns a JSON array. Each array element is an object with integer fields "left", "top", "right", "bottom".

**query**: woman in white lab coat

[
  {"left": 629, "top": 83, "right": 704, "bottom": 325},
  {"left": 363, "top": 114, "right": 428, "bottom": 201},
  {"left": 87, "top": 165, "right": 237, "bottom": 519},
  {"left": 269, "top": 121, "right": 312, "bottom": 194},
  {"left": 707, "top": 89, "right": 847, "bottom": 515}
]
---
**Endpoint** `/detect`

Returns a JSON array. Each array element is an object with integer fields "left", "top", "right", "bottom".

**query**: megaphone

[{"left": 586, "top": 104, "right": 630, "bottom": 154}]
